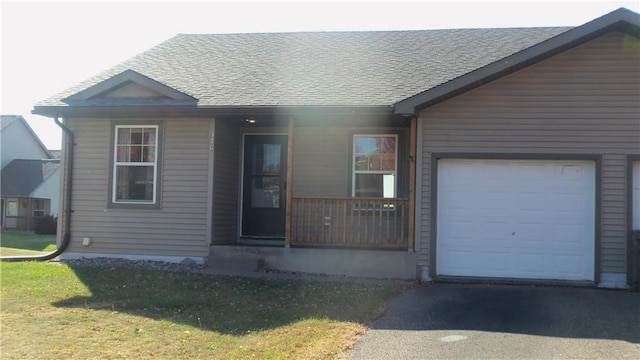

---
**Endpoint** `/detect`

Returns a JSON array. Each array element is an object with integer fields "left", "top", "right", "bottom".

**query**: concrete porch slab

[{"left": 209, "top": 245, "right": 418, "bottom": 279}]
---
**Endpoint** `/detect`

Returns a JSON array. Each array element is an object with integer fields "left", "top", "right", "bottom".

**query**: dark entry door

[{"left": 242, "top": 135, "right": 287, "bottom": 237}]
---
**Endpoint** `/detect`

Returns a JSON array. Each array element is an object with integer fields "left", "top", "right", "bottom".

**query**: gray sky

[{"left": 2, "top": 0, "right": 638, "bottom": 149}]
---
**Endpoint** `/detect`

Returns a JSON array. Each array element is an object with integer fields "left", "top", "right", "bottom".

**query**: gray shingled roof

[
  {"left": 1, "top": 115, "right": 19, "bottom": 130},
  {"left": 49, "top": 150, "right": 62, "bottom": 159},
  {"left": 1, "top": 115, "right": 53, "bottom": 159},
  {"left": 0, "top": 159, "right": 60, "bottom": 197},
  {"left": 38, "top": 27, "right": 570, "bottom": 108}
]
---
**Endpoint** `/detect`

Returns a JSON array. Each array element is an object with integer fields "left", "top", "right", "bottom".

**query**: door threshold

[{"left": 238, "top": 237, "right": 285, "bottom": 246}]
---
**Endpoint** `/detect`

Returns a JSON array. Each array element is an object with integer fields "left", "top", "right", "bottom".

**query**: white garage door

[
  {"left": 633, "top": 161, "right": 640, "bottom": 231},
  {"left": 437, "top": 159, "right": 595, "bottom": 281}
]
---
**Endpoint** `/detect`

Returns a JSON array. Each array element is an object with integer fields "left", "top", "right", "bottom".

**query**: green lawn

[
  {"left": 0, "top": 261, "right": 406, "bottom": 359},
  {"left": 0, "top": 232, "right": 57, "bottom": 256}
]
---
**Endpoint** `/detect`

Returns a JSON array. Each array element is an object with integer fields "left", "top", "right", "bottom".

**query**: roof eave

[
  {"left": 394, "top": 7, "right": 640, "bottom": 115},
  {"left": 32, "top": 104, "right": 395, "bottom": 118},
  {"left": 62, "top": 69, "right": 197, "bottom": 104}
]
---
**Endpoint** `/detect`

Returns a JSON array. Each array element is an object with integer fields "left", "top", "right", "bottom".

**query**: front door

[{"left": 242, "top": 135, "right": 287, "bottom": 237}]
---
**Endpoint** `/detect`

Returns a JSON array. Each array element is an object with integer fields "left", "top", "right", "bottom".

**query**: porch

[
  {"left": 291, "top": 196, "right": 409, "bottom": 248},
  {"left": 208, "top": 245, "right": 418, "bottom": 279},
  {"left": 209, "top": 111, "right": 417, "bottom": 276},
  {"left": 210, "top": 196, "right": 415, "bottom": 278},
  {"left": 2, "top": 216, "right": 46, "bottom": 231},
  {"left": 1, "top": 197, "right": 51, "bottom": 231}
]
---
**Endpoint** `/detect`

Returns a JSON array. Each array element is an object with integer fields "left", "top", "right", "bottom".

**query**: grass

[
  {"left": 0, "top": 232, "right": 57, "bottom": 256},
  {"left": 0, "top": 261, "right": 406, "bottom": 359}
]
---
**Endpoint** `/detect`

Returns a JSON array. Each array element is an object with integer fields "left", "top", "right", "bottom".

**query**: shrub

[{"left": 35, "top": 215, "right": 57, "bottom": 235}]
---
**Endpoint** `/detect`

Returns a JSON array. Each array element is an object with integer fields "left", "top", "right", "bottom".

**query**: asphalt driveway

[{"left": 347, "top": 283, "right": 640, "bottom": 359}]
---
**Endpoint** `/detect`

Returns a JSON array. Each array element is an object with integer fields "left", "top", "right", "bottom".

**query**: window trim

[
  {"left": 108, "top": 120, "right": 163, "bottom": 209},
  {"left": 32, "top": 199, "right": 46, "bottom": 217},
  {"left": 351, "top": 133, "right": 398, "bottom": 198},
  {"left": 113, "top": 125, "right": 158, "bottom": 204},
  {"left": 6, "top": 200, "right": 18, "bottom": 217}
]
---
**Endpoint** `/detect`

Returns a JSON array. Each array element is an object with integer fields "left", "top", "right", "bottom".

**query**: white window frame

[
  {"left": 352, "top": 134, "right": 398, "bottom": 198},
  {"left": 6, "top": 200, "right": 18, "bottom": 217},
  {"left": 112, "top": 125, "right": 159, "bottom": 205},
  {"left": 32, "top": 199, "right": 46, "bottom": 217}
]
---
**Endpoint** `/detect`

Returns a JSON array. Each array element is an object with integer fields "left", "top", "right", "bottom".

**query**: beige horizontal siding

[
  {"left": 418, "top": 31, "right": 640, "bottom": 275},
  {"left": 293, "top": 127, "right": 350, "bottom": 197},
  {"left": 66, "top": 118, "right": 211, "bottom": 258},
  {"left": 293, "top": 126, "right": 411, "bottom": 197}
]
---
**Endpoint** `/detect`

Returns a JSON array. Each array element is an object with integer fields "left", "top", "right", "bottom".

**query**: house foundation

[{"left": 208, "top": 245, "right": 417, "bottom": 279}]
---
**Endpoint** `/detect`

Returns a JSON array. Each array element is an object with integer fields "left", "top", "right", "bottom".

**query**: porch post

[
  {"left": 408, "top": 116, "right": 417, "bottom": 251},
  {"left": 285, "top": 117, "right": 294, "bottom": 248}
]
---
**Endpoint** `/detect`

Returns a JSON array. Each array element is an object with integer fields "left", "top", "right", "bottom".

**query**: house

[
  {"left": 0, "top": 115, "right": 60, "bottom": 230},
  {"left": 32, "top": 8, "right": 639, "bottom": 287}
]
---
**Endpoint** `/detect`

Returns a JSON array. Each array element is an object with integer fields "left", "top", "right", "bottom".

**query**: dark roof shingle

[
  {"left": 0, "top": 159, "right": 60, "bottom": 197},
  {"left": 38, "top": 27, "right": 570, "bottom": 108},
  {"left": 1, "top": 115, "right": 20, "bottom": 131}
]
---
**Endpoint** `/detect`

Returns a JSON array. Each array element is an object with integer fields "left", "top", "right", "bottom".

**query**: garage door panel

[
  {"left": 440, "top": 190, "right": 469, "bottom": 208},
  {"left": 439, "top": 250, "right": 475, "bottom": 272},
  {"left": 481, "top": 251, "right": 511, "bottom": 271},
  {"left": 555, "top": 194, "right": 586, "bottom": 212},
  {"left": 442, "top": 219, "right": 475, "bottom": 241},
  {"left": 517, "top": 165, "right": 548, "bottom": 179},
  {"left": 442, "top": 249, "right": 512, "bottom": 275},
  {"left": 555, "top": 254, "right": 585, "bottom": 275},
  {"left": 556, "top": 254, "right": 591, "bottom": 272},
  {"left": 515, "top": 253, "right": 585, "bottom": 278},
  {"left": 517, "top": 253, "right": 547, "bottom": 273},
  {"left": 554, "top": 223, "right": 584, "bottom": 244},
  {"left": 441, "top": 216, "right": 514, "bottom": 242},
  {"left": 518, "top": 223, "right": 548, "bottom": 242},
  {"left": 484, "top": 192, "right": 514, "bottom": 209},
  {"left": 479, "top": 221, "right": 513, "bottom": 241},
  {"left": 517, "top": 193, "right": 548, "bottom": 211},
  {"left": 437, "top": 159, "right": 595, "bottom": 281}
]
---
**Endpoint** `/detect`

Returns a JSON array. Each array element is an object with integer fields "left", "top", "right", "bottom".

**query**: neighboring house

[
  {"left": 0, "top": 115, "right": 61, "bottom": 230},
  {"left": 33, "top": 8, "right": 639, "bottom": 288},
  {"left": 1, "top": 115, "right": 52, "bottom": 169},
  {"left": 0, "top": 159, "right": 60, "bottom": 230}
]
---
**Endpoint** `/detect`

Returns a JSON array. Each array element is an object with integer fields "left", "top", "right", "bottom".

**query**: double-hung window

[
  {"left": 353, "top": 134, "right": 397, "bottom": 198},
  {"left": 6, "top": 200, "right": 18, "bottom": 217},
  {"left": 112, "top": 125, "right": 159, "bottom": 205},
  {"left": 32, "top": 199, "right": 46, "bottom": 217}
]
